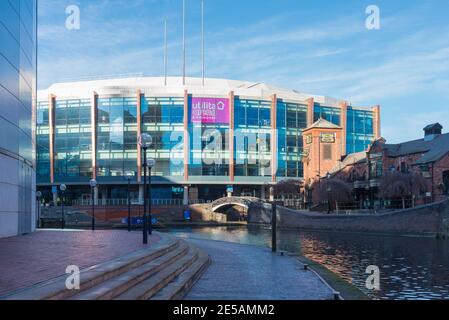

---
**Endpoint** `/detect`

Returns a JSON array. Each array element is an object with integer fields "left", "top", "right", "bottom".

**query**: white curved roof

[{"left": 37, "top": 76, "right": 350, "bottom": 108}]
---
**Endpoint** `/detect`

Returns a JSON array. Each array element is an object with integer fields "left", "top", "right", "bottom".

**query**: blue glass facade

[
  {"left": 346, "top": 107, "right": 375, "bottom": 154},
  {"left": 234, "top": 98, "right": 271, "bottom": 177},
  {"left": 142, "top": 96, "right": 184, "bottom": 177},
  {"left": 277, "top": 101, "right": 307, "bottom": 178},
  {"left": 97, "top": 97, "right": 137, "bottom": 179},
  {"left": 35, "top": 84, "right": 378, "bottom": 202}
]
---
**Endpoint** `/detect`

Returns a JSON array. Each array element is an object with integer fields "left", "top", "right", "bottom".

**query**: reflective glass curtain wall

[
  {"left": 141, "top": 97, "right": 184, "bottom": 177},
  {"left": 0, "top": 0, "right": 37, "bottom": 236},
  {"left": 36, "top": 101, "right": 50, "bottom": 182},
  {"left": 234, "top": 98, "right": 271, "bottom": 177},
  {"left": 54, "top": 99, "right": 92, "bottom": 181},
  {"left": 346, "top": 108, "right": 374, "bottom": 154},
  {"left": 277, "top": 102, "right": 307, "bottom": 178},
  {"left": 97, "top": 97, "right": 137, "bottom": 178}
]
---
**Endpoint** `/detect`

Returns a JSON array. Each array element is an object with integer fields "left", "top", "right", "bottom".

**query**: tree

[
  {"left": 273, "top": 179, "right": 302, "bottom": 198},
  {"left": 379, "top": 171, "right": 428, "bottom": 208}
]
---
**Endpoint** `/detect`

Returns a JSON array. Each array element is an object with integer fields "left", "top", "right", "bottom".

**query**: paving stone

[
  {"left": 0, "top": 230, "right": 160, "bottom": 296},
  {"left": 184, "top": 239, "right": 333, "bottom": 300}
]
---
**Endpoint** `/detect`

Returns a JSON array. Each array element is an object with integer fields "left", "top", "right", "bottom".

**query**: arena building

[{"left": 36, "top": 76, "right": 381, "bottom": 204}]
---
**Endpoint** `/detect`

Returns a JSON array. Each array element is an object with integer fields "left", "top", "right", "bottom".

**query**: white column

[
  {"left": 261, "top": 186, "right": 266, "bottom": 200},
  {"left": 183, "top": 186, "right": 189, "bottom": 205},
  {"left": 139, "top": 185, "right": 144, "bottom": 203}
]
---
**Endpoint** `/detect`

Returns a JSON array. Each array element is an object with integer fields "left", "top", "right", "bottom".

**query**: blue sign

[
  {"left": 183, "top": 210, "right": 192, "bottom": 221},
  {"left": 52, "top": 186, "right": 58, "bottom": 194},
  {"left": 121, "top": 217, "right": 158, "bottom": 225},
  {"left": 226, "top": 185, "right": 234, "bottom": 193}
]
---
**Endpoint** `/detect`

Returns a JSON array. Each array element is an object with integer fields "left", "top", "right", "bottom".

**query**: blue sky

[{"left": 38, "top": 0, "right": 449, "bottom": 143}]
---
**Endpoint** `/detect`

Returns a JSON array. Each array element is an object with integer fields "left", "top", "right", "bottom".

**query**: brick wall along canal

[{"left": 165, "top": 226, "right": 449, "bottom": 300}]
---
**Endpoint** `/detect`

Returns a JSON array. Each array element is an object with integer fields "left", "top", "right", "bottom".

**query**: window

[
  {"left": 443, "top": 171, "right": 449, "bottom": 195},
  {"left": 323, "top": 144, "right": 332, "bottom": 160}
]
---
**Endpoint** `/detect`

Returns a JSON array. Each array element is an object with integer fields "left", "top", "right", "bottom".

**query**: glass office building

[
  {"left": 0, "top": 0, "right": 37, "bottom": 237},
  {"left": 36, "top": 77, "right": 380, "bottom": 204}
]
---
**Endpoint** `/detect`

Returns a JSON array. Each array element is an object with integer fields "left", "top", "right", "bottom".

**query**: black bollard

[{"left": 272, "top": 202, "right": 277, "bottom": 253}]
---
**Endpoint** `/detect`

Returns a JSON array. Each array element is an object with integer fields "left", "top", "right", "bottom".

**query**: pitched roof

[
  {"left": 382, "top": 132, "right": 449, "bottom": 165},
  {"left": 304, "top": 118, "right": 341, "bottom": 131},
  {"left": 329, "top": 151, "right": 367, "bottom": 175}
]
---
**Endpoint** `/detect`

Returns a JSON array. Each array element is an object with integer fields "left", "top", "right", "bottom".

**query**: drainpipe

[{"left": 432, "top": 163, "right": 435, "bottom": 203}]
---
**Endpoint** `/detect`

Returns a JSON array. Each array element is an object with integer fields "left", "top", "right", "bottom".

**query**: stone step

[
  {"left": 114, "top": 246, "right": 200, "bottom": 300},
  {"left": 151, "top": 249, "right": 210, "bottom": 300},
  {"left": 69, "top": 241, "right": 190, "bottom": 300},
  {"left": 2, "top": 233, "right": 180, "bottom": 300}
]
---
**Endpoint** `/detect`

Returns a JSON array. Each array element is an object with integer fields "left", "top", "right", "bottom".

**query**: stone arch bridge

[{"left": 204, "top": 197, "right": 273, "bottom": 224}]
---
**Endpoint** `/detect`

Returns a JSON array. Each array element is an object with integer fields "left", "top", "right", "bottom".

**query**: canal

[{"left": 165, "top": 226, "right": 449, "bottom": 300}]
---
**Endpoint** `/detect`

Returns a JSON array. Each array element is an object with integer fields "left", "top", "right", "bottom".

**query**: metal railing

[{"left": 72, "top": 198, "right": 206, "bottom": 207}]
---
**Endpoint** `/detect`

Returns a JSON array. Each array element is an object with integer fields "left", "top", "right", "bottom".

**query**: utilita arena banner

[{"left": 191, "top": 97, "right": 230, "bottom": 124}]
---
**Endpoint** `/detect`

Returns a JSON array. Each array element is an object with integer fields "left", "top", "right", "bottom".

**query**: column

[
  {"left": 261, "top": 185, "right": 266, "bottom": 200},
  {"left": 271, "top": 94, "right": 277, "bottom": 183},
  {"left": 183, "top": 186, "right": 189, "bottom": 205},
  {"left": 137, "top": 90, "right": 142, "bottom": 182},
  {"left": 139, "top": 185, "right": 144, "bottom": 203},
  {"left": 339, "top": 101, "right": 348, "bottom": 156},
  {"left": 229, "top": 91, "right": 235, "bottom": 181},
  {"left": 48, "top": 94, "right": 55, "bottom": 184},
  {"left": 91, "top": 92, "right": 98, "bottom": 179},
  {"left": 306, "top": 97, "right": 314, "bottom": 127},
  {"left": 183, "top": 89, "right": 189, "bottom": 182}
]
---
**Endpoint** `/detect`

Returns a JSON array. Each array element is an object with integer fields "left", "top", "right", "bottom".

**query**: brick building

[{"left": 303, "top": 122, "right": 449, "bottom": 209}]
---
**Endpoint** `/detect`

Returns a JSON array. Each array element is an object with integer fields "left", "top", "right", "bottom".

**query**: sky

[{"left": 38, "top": 0, "right": 449, "bottom": 143}]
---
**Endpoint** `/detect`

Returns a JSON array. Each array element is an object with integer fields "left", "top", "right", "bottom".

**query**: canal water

[{"left": 166, "top": 226, "right": 449, "bottom": 300}]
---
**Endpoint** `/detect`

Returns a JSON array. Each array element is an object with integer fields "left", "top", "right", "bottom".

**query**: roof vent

[{"left": 423, "top": 123, "right": 443, "bottom": 141}]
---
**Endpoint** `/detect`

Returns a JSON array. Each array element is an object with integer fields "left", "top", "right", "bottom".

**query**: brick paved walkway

[
  {"left": 0, "top": 230, "right": 160, "bottom": 296},
  {"left": 185, "top": 238, "right": 334, "bottom": 300}
]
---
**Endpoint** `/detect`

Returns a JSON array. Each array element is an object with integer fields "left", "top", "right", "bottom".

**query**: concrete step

[
  {"left": 114, "top": 246, "right": 200, "bottom": 300},
  {"left": 151, "top": 249, "right": 210, "bottom": 300},
  {"left": 2, "top": 233, "right": 180, "bottom": 300},
  {"left": 69, "top": 241, "right": 190, "bottom": 300}
]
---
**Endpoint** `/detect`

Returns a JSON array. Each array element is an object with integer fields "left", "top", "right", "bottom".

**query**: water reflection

[{"left": 166, "top": 226, "right": 449, "bottom": 300}]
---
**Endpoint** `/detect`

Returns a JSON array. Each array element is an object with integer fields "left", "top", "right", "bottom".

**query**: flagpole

[
  {"left": 202, "top": 0, "right": 205, "bottom": 87},
  {"left": 182, "top": 0, "right": 186, "bottom": 86},
  {"left": 164, "top": 19, "right": 167, "bottom": 86}
]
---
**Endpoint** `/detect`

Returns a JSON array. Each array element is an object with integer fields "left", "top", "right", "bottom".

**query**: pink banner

[{"left": 191, "top": 97, "right": 230, "bottom": 124}]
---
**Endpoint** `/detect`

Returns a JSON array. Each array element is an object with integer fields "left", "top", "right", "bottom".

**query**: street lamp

[
  {"left": 60, "top": 184, "right": 67, "bottom": 229},
  {"left": 36, "top": 191, "right": 42, "bottom": 229},
  {"left": 139, "top": 133, "right": 153, "bottom": 244},
  {"left": 148, "top": 158, "right": 156, "bottom": 236},
  {"left": 126, "top": 173, "right": 133, "bottom": 232},
  {"left": 90, "top": 179, "right": 97, "bottom": 231},
  {"left": 326, "top": 172, "right": 332, "bottom": 214}
]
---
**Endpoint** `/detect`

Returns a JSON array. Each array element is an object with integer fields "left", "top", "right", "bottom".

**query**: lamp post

[
  {"left": 90, "top": 179, "right": 97, "bottom": 231},
  {"left": 60, "top": 184, "right": 67, "bottom": 229},
  {"left": 36, "top": 191, "right": 42, "bottom": 229},
  {"left": 139, "top": 133, "right": 153, "bottom": 245},
  {"left": 326, "top": 172, "right": 332, "bottom": 214},
  {"left": 147, "top": 159, "right": 156, "bottom": 236},
  {"left": 126, "top": 174, "right": 132, "bottom": 232}
]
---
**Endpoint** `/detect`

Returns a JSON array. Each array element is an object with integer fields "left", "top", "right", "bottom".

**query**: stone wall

[{"left": 273, "top": 200, "right": 449, "bottom": 237}]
